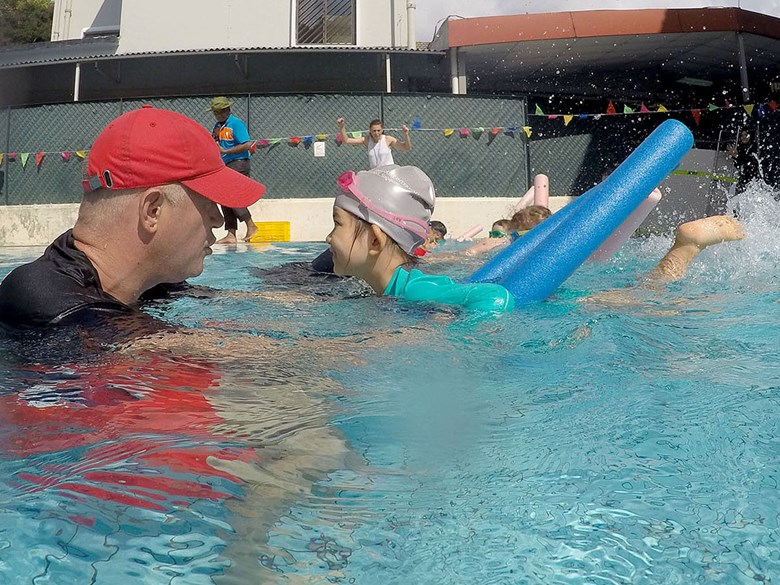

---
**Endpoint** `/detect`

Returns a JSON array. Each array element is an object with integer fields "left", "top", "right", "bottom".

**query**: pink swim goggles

[{"left": 337, "top": 171, "right": 430, "bottom": 241}]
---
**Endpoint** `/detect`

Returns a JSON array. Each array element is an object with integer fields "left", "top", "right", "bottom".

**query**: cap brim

[{"left": 181, "top": 165, "right": 265, "bottom": 208}]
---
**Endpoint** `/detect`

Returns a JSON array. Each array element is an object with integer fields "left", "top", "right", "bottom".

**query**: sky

[{"left": 415, "top": 0, "right": 780, "bottom": 41}]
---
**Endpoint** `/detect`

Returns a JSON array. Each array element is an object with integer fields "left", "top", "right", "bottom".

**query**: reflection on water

[{"left": 0, "top": 184, "right": 779, "bottom": 583}]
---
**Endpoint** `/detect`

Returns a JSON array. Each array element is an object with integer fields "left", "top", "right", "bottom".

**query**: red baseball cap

[{"left": 82, "top": 106, "right": 265, "bottom": 207}]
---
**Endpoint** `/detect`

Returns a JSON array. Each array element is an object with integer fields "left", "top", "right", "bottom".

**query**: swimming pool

[{"left": 1, "top": 187, "right": 779, "bottom": 584}]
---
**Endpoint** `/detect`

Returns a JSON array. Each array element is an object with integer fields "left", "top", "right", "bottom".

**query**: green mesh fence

[
  {"left": 0, "top": 94, "right": 531, "bottom": 205},
  {"left": 4, "top": 94, "right": 772, "bottom": 206}
]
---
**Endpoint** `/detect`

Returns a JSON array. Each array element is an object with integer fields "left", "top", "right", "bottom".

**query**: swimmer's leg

[{"left": 644, "top": 215, "right": 745, "bottom": 284}]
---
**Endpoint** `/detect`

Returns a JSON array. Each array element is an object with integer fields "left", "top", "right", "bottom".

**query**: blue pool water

[{"left": 0, "top": 189, "right": 779, "bottom": 584}]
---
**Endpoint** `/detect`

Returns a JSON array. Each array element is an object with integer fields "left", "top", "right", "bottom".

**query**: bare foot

[
  {"left": 242, "top": 221, "right": 258, "bottom": 242},
  {"left": 216, "top": 232, "right": 238, "bottom": 244},
  {"left": 646, "top": 215, "right": 745, "bottom": 283},
  {"left": 674, "top": 215, "right": 746, "bottom": 249}
]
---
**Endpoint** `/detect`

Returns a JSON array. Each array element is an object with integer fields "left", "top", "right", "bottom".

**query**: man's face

[
  {"left": 158, "top": 185, "right": 224, "bottom": 281},
  {"left": 213, "top": 108, "right": 230, "bottom": 124},
  {"left": 369, "top": 124, "right": 384, "bottom": 142}
]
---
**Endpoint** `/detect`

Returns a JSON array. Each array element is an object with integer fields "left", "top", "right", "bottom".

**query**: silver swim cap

[{"left": 334, "top": 165, "right": 436, "bottom": 254}]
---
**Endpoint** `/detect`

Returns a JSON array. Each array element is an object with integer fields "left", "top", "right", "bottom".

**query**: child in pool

[
  {"left": 463, "top": 205, "right": 551, "bottom": 257},
  {"left": 326, "top": 165, "right": 515, "bottom": 312},
  {"left": 326, "top": 165, "right": 745, "bottom": 312}
]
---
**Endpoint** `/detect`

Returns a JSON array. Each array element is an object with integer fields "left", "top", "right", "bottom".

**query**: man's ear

[
  {"left": 138, "top": 187, "right": 165, "bottom": 237},
  {"left": 367, "top": 224, "right": 389, "bottom": 256}
]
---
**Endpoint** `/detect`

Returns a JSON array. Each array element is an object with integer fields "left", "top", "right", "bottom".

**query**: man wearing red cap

[{"left": 0, "top": 106, "right": 266, "bottom": 330}]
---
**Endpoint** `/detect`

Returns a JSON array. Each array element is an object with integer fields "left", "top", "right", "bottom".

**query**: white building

[{"left": 50, "top": 0, "right": 417, "bottom": 51}]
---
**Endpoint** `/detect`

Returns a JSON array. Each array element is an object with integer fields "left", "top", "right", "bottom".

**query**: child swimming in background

[
  {"left": 326, "top": 165, "right": 746, "bottom": 313},
  {"left": 463, "top": 205, "right": 552, "bottom": 257},
  {"left": 327, "top": 165, "right": 515, "bottom": 312}
]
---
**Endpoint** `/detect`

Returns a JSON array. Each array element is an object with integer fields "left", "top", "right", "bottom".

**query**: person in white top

[{"left": 336, "top": 117, "right": 412, "bottom": 168}]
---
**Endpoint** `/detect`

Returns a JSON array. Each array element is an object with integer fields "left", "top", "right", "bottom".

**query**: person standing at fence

[
  {"left": 336, "top": 117, "right": 411, "bottom": 168},
  {"left": 210, "top": 97, "right": 258, "bottom": 243},
  {"left": 726, "top": 129, "right": 760, "bottom": 195}
]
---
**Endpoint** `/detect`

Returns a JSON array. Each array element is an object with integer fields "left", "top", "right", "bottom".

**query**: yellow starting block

[{"left": 248, "top": 221, "right": 291, "bottom": 243}]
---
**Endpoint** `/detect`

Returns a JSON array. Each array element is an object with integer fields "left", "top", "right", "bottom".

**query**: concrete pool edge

[{"left": 0, "top": 197, "right": 577, "bottom": 247}]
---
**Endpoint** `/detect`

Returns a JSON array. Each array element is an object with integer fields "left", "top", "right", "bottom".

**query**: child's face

[{"left": 326, "top": 206, "right": 370, "bottom": 277}]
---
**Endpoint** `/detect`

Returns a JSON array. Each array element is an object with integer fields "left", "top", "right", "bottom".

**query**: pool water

[{"left": 1, "top": 188, "right": 779, "bottom": 584}]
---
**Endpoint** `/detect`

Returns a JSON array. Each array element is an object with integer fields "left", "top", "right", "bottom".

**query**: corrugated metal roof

[{"left": 0, "top": 39, "right": 442, "bottom": 70}]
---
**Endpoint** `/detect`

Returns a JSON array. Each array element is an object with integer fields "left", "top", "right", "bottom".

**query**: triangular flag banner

[
  {"left": 743, "top": 104, "right": 754, "bottom": 116},
  {"left": 257, "top": 139, "right": 270, "bottom": 147},
  {"left": 691, "top": 109, "right": 701, "bottom": 125},
  {"left": 639, "top": 104, "right": 650, "bottom": 113},
  {"left": 547, "top": 115, "right": 558, "bottom": 120},
  {"left": 459, "top": 128, "right": 470, "bottom": 137},
  {"left": 75, "top": 150, "right": 87, "bottom": 159},
  {"left": 350, "top": 131, "right": 362, "bottom": 139},
  {"left": 249, "top": 141, "right": 257, "bottom": 154},
  {"left": 335, "top": 135, "right": 342, "bottom": 144},
  {"left": 535, "top": 104, "right": 544, "bottom": 116},
  {"left": 268, "top": 139, "right": 281, "bottom": 149},
  {"left": 0, "top": 154, "right": 3, "bottom": 166},
  {"left": 303, "top": 135, "right": 314, "bottom": 145},
  {"left": 522, "top": 126, "right": 532, "bottom": 138},
  {"left": 490, "top": 127, "right": 501, "bottom": 136},
  {"left": 563, "top": 114, "right": 574, "bottom": 126},
  {"left": 623, "top": 104, "right": 634, "bottom": 114},
  {"left": 412, "top": 116, "right": 422, "bottom": 130},
  {"left": 657, "top": 105, "right": 668, "bottom": 113},
  {"left": 61, "top": 151, "right": 71, "bottom": 162},
  {"left": 443, "top": 128, "right": 454, "bottom": 137},
  {"left": 35, "top": 152, "right": 45, "bottom": 167},
  {"left": 606, "top": 101, "right": 616, "bottom": 115},
  {"left": 768, "top": 100, "right": 779, "bottom": 112},
  {"left": 579, "top": 113, "right": 588, "bottom": 119},
  {"left": 289, "top": 137, "right": 302, "bottom": 146},
  {"left": 20, "top": 153, "right": 30, "bottom": 168},
  {"left": 473, "top": 127, "right": 484, "bottom": 138},
  {"left": 707, "top": 104, "right": 718, "bottom": 111},
  {"left": 507, "top": 126, "right": 518, "bottom": 137},
  {"left": 8, "top": 153, "right": 17, "bottom": 162}
]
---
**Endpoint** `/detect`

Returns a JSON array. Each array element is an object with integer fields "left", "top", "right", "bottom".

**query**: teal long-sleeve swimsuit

[{"left": 383, "top": 267, "right": 514, "bottom": 313}]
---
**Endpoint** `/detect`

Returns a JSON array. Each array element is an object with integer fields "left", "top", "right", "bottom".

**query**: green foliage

[{"left": 0, "top": 0, "right": 54, "bottom": 46}]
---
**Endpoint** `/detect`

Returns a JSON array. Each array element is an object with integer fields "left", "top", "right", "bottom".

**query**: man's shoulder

[{"left": 0, "top": 246, "right": 126, "bottom": 329}]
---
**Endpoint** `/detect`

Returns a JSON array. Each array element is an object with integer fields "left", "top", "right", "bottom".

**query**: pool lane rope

[{"left": 469, "top": 119, "right": 694, "bottom": 304}]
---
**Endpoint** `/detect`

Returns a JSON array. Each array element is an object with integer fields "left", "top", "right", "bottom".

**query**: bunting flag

[
  {"left": 35, "top": 152, "right": 45, "bottom": 167},
  {"left": 472, "top": 127, "right": 484, "bottom": 139},
  {"left": 769, "top": 100, "right": 779, "bottom": 112},
  {"left": 490, "top": 127, "right": 501, "bottom": 136},
  {"left": 269, "top": 138, "right": 281, "bottom": 146},
  {"left": 563, "top": 114, "right": 573, "bottom": 126},
  {"left": 61, "top": 151, "right": 71, "bottom": 162},
  {"left": 657, "top": 105, "right": 668, "bottom": 113},
  {"left": 289, "top": 137, "right": 302, "bottom": 146},
  {"left": 443, "top": 128, "right": 454, "bottom": 137},
  {"left": 522, "top": 126, "right": 532, "bottom": 138},
  {"left": 20, "top": 153, "right": 29, "bottom": 167},
  {"left": 459, "top": 128, "right": 470, "bottom": 137},
  {"left": 707, "top": 104, "right": 718, "bottom": 111},
  {"left": 691, "top": 109, "right": 701, "bottom": 125},
  {"left": 8, "top": 153, "right": 16, "bottom": 161},
  {"left": 316, "top": 133, "right": 328, "bottom": 141},
  {"left": 303, "top": 135, "right": 314, "bottom": 145},
  {"left": 623, "top": 104, "right": 634, "bottom": 114},
  {"left": 547, "top": 115, "right": 558, "bottom": 120},
  {"left": 0, "top": 154, "right": 3, "bottom": 166},
  {"left": 75, "top": 150, "right": 87, "bottom": 159},
  {"left": 412, "top": 116, "right": 422, "bottom": 130},
  {"left": 507, "top": 126, "right": 518, "bottom": 137},
  {"left": 639, "top": 104, "right": 650, "bottom": 113},
  {"left": 335, "top": 134, "right": 342, "bottom": 145},
  {"left": 606, "top": 101, "right": 616, "bottom": 115},
  {"left": 349, "top": 131, "right": 362, "bottom": 139},
  {"left": 535, "top": 104, "right": 544, "bottom": 116},
  {"left": 744, "top": 104, "right": 754, "bottom": 116}
]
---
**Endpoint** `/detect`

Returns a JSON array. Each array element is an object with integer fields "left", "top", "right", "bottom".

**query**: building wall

[
  {"left": 51, "top": 0, "right": 122, "bottom": 41},
  {"left": 51, "top": 0, "right": 409, "bottom": 50}
]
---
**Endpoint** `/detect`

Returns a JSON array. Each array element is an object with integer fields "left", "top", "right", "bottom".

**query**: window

[{"left": 297, "top": 0, "right": 355, "bottom": 45}]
